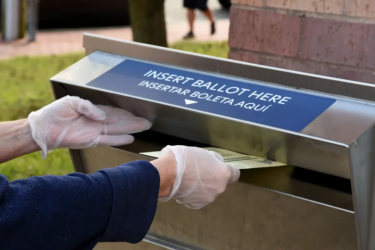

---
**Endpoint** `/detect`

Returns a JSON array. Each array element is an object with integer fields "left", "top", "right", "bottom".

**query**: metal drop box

[{"left": 50, "top": 34, "right": 375, "bottom": 250}]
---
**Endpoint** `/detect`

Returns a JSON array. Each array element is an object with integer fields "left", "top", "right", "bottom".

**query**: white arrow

[{"left": 185, "top": 99, "right": 198, "bottom": 105}]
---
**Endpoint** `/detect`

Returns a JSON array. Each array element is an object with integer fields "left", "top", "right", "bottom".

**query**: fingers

[
  {"left": 184, "top": 202, "right": 208, "bottom": 210},
  {"left": 67, "top": 100, "right": 152, "bottom": 134},
  {"left": 226, "top": 164, "right": 240, "bottom": 184},
  {"left": 97, "top": 105, "right": 152, "bottom": 134},
  {"left": 207, "top": 149, "right": 239, "bottom": 184},
  {"left": 208, "top": 151, "right": 224, "bottom": 162},
  {"left": 103, "top": 117, "right": 152, "bottom": 135},
  {"left": 156, "top": 146, "right": 241, "bottom": 210},
  {"left": 97, "top": 105, "right": 135, "bottom": 123},
  {"left": 97, "top": 135, "right": 135, "bottom": 146},
  {"left": 69, "top": 97, "right": 106, "bottom": 121}
]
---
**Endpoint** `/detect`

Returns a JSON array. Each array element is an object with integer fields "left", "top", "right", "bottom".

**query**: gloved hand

[
  {"left": 158, "top": 146, "right": 240, "bottom": 209},
  {"left": 28, "top": 96, "right": 152, "bottom": 158}
]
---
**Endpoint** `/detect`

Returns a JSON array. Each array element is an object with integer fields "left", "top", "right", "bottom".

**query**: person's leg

[
  {"left": 183, "top": 9, "right": 195, "bottom": 39},
  {"left": 202, "top": 9, "right": 214, "bottom": 24},
  {"left": 187, "top": 9, "right": 195, "bottom": 33},
  {"left": 199, "top": 0, "right": 216, "bottom": 35},
  {"left": 183, "top": 0, "right": 196, "bottom": 39}
]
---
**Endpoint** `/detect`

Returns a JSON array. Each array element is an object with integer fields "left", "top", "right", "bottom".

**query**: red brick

[
  {"left": 228, "top": 50, "right": 260, "bottom": 64},
  {"left": 228, "top": 50, "right": 242, "bottom": 61},
  {"left": 232, "top": 0, "right": 263, "bottom": 6},
  {"left": 300, "top": 17, "right": 375, "bottom": 69},
  {"left": 261, "top": 55, "right": 323, "bottom": 75},
  {"left": 267, "top": 0, "right": 324, "bottom": 13},
  {"left": 345, "top": 0, "right": 375, "bottom": 19},
  {"left": 318, "top": 66, "right": 375, "bottom": 84},
  {"left": 266, "top": 0, "right": 343, "bottom": 15},
  {"left": 362, "top": 27, "right": 375, "bottom": 69},
  {"left": 230, "top": 50, "right": 375, "bottom": 84},
  {"left": 241, "top": 53, "right": 260, "bottom": 64},
  {"left": 229, "top": 8, "right": 301, "bottom": 57},
  {"left": 355, "top": 70, "right": 375, "bottom": 84},
  {"left": 325, "top": 0, "right": 344, "bottom": 14}
]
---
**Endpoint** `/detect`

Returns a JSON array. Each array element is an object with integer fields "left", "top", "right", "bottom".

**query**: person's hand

[
  {"left": 28, "top": 96, "right": 152, "bottom": 158},
  {"left": 154, "top": 146, "right": 240, "bottom": 209}
]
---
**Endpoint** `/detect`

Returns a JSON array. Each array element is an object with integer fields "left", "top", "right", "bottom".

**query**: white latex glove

[
  {"left": 159, "top": 146, "right": 240, "bottom": 209},
  {"left": 28, "top": 96, "right": 152, "bottom": 158}
]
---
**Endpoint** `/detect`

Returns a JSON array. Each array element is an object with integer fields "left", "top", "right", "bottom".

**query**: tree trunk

[{"left": 128, "top": 0, "right": 167, "bottom": 47}]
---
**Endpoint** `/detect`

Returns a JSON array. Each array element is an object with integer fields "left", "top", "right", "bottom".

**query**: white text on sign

[{"left": 141, "top": 70, "right": 292, "bottom": 113}]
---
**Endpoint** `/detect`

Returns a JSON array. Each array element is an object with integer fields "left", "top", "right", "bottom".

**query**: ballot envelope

[
  {"left": 141, "top": 147, "right": 286, "bottom": 170},
  {"left": 49, "top": 33, "right": 375, "bottom": 250}
]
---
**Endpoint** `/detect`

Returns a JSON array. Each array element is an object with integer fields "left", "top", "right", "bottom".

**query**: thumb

[
  {"left": 226, "top": 164, "right": 240, "bottom": 184},
  {"left": 208, "top": 151, "right": 225, "bottom": 163},
  {"left": 69, "top": 96, "right": 106, "bottom": 121}
]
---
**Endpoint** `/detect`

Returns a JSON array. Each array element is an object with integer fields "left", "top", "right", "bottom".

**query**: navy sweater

[{"left": 0, "top": 160, "right": 160, "bottom": 250}]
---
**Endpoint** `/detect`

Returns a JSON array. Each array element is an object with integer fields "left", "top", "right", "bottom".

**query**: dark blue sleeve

[{"left": 0, "top": 160, "right": 159, "bottom": 250}]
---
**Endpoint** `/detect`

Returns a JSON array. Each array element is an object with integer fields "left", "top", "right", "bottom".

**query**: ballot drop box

[{"left": 50, "top": 34, "right": 375, "bottom": 250}]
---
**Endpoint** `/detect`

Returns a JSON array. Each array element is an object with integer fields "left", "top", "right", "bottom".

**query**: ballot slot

[
  {"left": 116, "top": 130, "right": 354, "bottom": 212},
  {"left": 49, "top": 34, "right": 375, "bottom": 250},
  {"left": 117, "top": 130, "right": 354, "bottom": 211},
  {"left": 50, "top": 60, "right": 354, "bottom": 212},
  {"left": 115, "top": 130, "right": 209, "bottom": 154},
  {"left": 53, "top": 81, "right": 352, "bottom": 177}
]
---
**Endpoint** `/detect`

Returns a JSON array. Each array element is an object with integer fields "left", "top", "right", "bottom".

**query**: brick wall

[{"left": 228, "top": 0, "right": 375, "bottom": 83}]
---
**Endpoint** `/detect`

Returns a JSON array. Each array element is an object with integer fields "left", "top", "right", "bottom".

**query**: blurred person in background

[{"left": 183, "top": 0, "right": 216, "bottom": 39}]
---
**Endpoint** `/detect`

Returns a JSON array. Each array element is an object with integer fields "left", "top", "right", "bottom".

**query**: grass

[
  {"left": 172, "top": 41, "right": 229, "bottom": 58},
  {"left": 0, "top": 41, "right": 229, "bottom": 181}
]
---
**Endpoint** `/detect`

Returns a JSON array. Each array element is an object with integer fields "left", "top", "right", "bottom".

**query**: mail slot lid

[
  {"left": 51, "top": 51, "right": 337, "bottom": 134},
  {"left": 51, "top": 51, "right": 375, "bottom": 145},
  {"left": 50, "top": 51, "right": 363, "bottom": 179}
]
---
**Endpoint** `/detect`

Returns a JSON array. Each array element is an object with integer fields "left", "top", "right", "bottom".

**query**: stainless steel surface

[
  {"left": 143, "top": 234, "right": 204, "bottom": 250},
  {"left": 50, "top": 50, "right": 375, "bottom": 180},
  {"left": 84, "top": 147, "right": 357, "bottom": 250},
  {"left": 51, "top": 50, "right": 375, "bottom": 144},
  {"left": 49, "top": 35, "right": 375, "bottom": 250},
  {"left": 52, "top": 82, "right": 352, "bottom": 179},
  {"left": 83, "top": 34, "right": 375, "bottom": 103},
  {"left": 348, "top": 127, "right": 375, "bottom": 250},
  {"left": 52, "top": 52, "right": 123, "bottom": 85},
  {"left": 95, "top": 241, "right": 166, "bottom": 250},
  {"left": 81, "top": 143, "right": 354, "bottom": 211},
  {"left": 95, "top": 235, "right": 204, "bottom": 250}
]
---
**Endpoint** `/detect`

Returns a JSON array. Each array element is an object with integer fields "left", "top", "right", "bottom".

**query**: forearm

[
  {"left": 0, "top": 161, "right": 160, "bottom": 249},
  {"left": 0, "top": 119, "right": 39, "bottom": 163},
  {"left": 0, "top": 171, "right": 113, "bottom": 249}
]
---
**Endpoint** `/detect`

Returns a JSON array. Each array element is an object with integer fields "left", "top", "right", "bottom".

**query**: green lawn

[{"left": 0, "top": 41, "right": 229, "bottom": 181}]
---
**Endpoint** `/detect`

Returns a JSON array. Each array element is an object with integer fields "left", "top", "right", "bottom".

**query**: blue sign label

[{"left": 87, "top": 59, "right": 336, "bottom": 132}]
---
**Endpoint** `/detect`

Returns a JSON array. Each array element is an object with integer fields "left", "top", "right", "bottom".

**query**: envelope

[{"left": 140, "top": 147, "right": 285, "bottom": 170}]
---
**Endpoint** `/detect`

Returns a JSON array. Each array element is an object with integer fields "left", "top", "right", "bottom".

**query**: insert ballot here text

[
  {"left": 87, "top": 58, "right": 337, "bottom": 132},
  {"left": 140, "top": 70, "right": 292, "bottom": 113}
]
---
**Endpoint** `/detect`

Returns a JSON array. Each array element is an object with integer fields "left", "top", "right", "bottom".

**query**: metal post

[
  {"left": 27, "top": 0, "right": 38, "bottom": 42},
  {"left": 2, "top": 0, "right": 20, "bottom": 41}
]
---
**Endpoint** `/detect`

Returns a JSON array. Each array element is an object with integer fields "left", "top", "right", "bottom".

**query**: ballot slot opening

[
  {"left": 51, "top": 66, "right": 355, "bottom": 213},
  {"left": 115, "top": 130, "right": 353, "bottom": 212},
  {"left": 52, "top": 82, "right": 353, "bottom": 211},
  {"left": 48, "top": 37, "right": 375, "bottom": 249}
]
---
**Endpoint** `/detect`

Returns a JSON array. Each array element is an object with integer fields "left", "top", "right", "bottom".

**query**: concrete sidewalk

[{"left": 0, "top": 20, "right": 229, "bottom": 60}]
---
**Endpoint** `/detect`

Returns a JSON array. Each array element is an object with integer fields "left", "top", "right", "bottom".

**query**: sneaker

[
  {"left": 211, "top": 22, "right": 216, "bottom": 35},
  {"left": 183, "top": 31, "right": 194, "bottom": 39}
]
